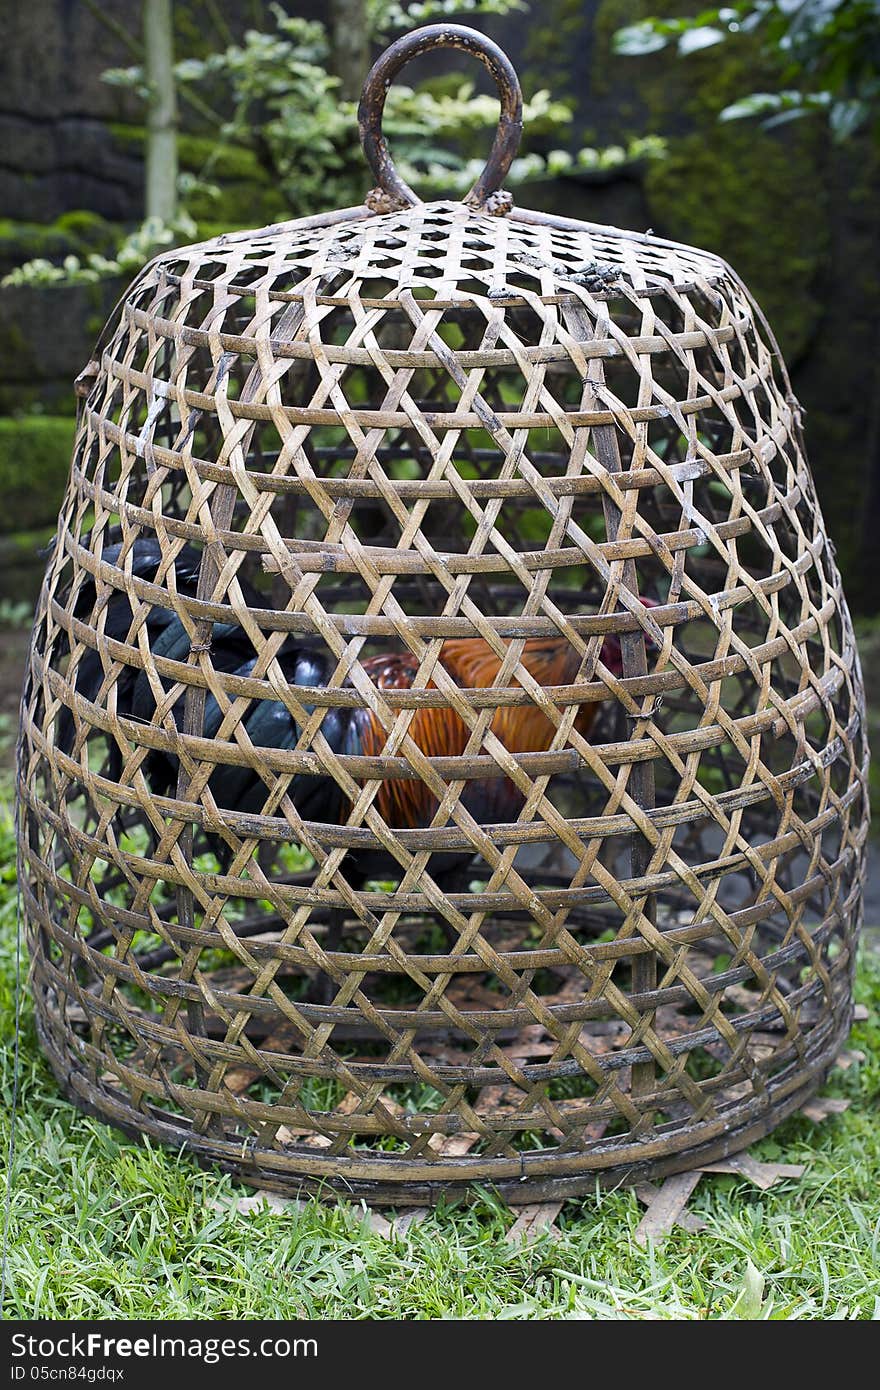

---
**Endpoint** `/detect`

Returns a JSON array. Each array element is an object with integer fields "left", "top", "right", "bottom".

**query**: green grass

[{"left": 1, "top": 799, "right": 879, "bottom": 1320}]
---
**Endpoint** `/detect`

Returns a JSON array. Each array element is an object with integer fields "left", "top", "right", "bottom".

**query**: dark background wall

[{"left": 1, "top": 0, "right": 878, "bottom": 609}]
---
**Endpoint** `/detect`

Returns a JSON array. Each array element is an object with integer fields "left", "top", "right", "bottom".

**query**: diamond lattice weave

[{"left": 18, "top": 195, "right": 868, "bottom": 1203}]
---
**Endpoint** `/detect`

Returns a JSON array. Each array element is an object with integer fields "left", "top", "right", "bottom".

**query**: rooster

[
  {"left": 52, "top": 537, "right": 657, "bottom": 992},
  {"left": 55, "top": 537, "right": 257, "bottom": 774},
  {"left": 55, "top": 538, "right": 653, "bottom": 873}
]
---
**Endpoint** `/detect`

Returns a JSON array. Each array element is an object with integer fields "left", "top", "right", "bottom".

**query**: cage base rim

[{"left": 33, "top": 1005, "right": 851, "bottom": 1208}]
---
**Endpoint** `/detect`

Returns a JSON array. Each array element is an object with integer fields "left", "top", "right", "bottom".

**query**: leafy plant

[
  {"left": 614, "top": 1, "right": 880, "bottom": 141},
  {"left": 1, "top": 214, "right": 196, "bottom": 289},
  {"left": 0, "top": 600, "right": 33, "bottom": 630},
  {"left": 369, "top": 0, "right": 529, "bottom": 35},
  {"left": 149, "top": 5, "right": 662, "bottom": 216}
]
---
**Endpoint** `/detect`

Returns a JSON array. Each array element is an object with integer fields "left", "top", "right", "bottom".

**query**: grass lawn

[{"left": 2, "top": 804, "right": 879, "bottom": 1321}]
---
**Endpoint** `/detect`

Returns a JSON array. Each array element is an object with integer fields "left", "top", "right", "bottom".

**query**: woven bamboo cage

[{"left": 18, "top": 26, "right": 869, "bottom": 1206}]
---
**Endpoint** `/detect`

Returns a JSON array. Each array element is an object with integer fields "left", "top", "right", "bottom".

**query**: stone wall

[{"left": 0, "top": 1, "right": 145, "bottom": 223}]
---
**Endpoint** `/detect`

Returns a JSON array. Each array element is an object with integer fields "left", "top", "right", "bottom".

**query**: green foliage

[
  {"left": 0, "top": 417, "right": 74, "bottom": 533},
  {"left": 613, "top": 13, "right": 729, "bottom": 56},
  {"left": 643, "top": 123, "right": 827, "bottom": 357},
  {"left": 170, "top": 13, "right": 368, "bottom": 220},
  {"left": 0, "top": 599, "right": 34, "bottom": 630},
  {"left": 0, "top": 216, "right": 121, "bottom": 284},
  {"left": 157, "top": 5, "right": 661, "bottom": 214},
  {"left": 52, "top": 210, "right": 119, "bottom": 253},
  {"left": 370, "top": 0, "right": 529, "bottom": 36},
  {"left": 614, "top": 1, "right": 880, "bottom": 140},
  {"left": 592, "top": 0, "right": 829, "bottom": 356},
  {"left": 0, "top": 215, "right": 197, "bottom": 290},
  {"left": 110, "top": 126, "right": 288, "bottom": 228},
  {"left": 101, "top": 4, "right": 665, "bottom": 225}
]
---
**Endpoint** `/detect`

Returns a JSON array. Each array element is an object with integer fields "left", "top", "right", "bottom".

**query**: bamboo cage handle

[{"left": 357, "top": 23, "right": 523, "bottom": 213}]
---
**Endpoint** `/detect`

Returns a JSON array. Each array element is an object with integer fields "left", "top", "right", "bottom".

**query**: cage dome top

[
  {"left": 129, "top": 23, "right": 733, "bottom": 314},
  {"left": 159, "top": 197, "right": 731, "bottom": 305}
]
